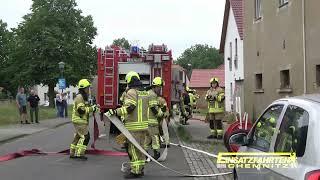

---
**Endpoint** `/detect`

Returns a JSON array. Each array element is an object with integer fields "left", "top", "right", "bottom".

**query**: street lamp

[
  {"left": 58, "top": 61, "right": 65, "bottom": 93},
  {"left": 58, "top": 61, "right": 65, "bottom": 75},
  {"left": 187, "top": 63, "right": 192, "bottom": 79}
]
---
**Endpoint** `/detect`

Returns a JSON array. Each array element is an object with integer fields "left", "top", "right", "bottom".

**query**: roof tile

[
  {"left": 230, "top": 0, "right": 244, "bottom": 39},
  {"left": 189, "top": 65, "right": 225, "bottom": 88}
]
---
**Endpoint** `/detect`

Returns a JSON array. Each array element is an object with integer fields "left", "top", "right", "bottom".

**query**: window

[
  {"left": 234, "top": 38, "right": 238, "bottom": 69},
  {"left": 179, "top": 71, "right": 183, "bottom": 81},
  {"left": 280, "top": 70, "right": 290, "bottom": 89},
  {"left": 235, "top": 38, "right": 238, "bottom": 57},
  {"left": 279, "top": 0, "right": 289, "bottom": 7},
  {"left": 255, "top": 0, "right": 262, "bottom": 20},
  {"left": 255, "top": 73, "right": 263, "bottom": 90},
  {"left": 249, "top": 105, "right": 284, "bottom": 151},
  {"left": 73, "top": 92, "right": 76, "bottom": 100},
  {"left": 316, "top": 65, "right": 320, "bottom": 86},
  {"left": 44, "top": 93, "right": 47, "bottom": 101},
  {"left": 229, "top": 42, "right": 232, "bottom": 71},
  {"left": 275, "top": 105, "right": 309, "bottom": 157}
]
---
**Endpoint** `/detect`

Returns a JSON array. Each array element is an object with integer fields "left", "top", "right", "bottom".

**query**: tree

[
  {"left": 176, "top": 44, "right": 223, "bottom": 73},
  {"left": 9, "top": 0, "right": 97, "bottom": 107},
  {"left": 112, "top": 38, "right": 131, "bottom": 50},
  {"left": 0, "top": 20, "right": 16, "bottom": 96}
]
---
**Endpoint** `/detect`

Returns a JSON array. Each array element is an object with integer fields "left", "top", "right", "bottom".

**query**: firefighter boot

[
  {"left": 153, "top": 150, "right": 160, "bottom": 160},
  {"left": 77, "top": 156, "right": 88, "bottom": 161},
  {"left": 160, "top": 143, "right": 170, "bottom": 148},
  {"left": 207, "top": 129, "right": 217, "bottom": 139},
  {"left": 75, "top": 144, "right": 88, "bottom": 161},
  {"left": 124, "top": 172, "right": 143, "bottom": 179},
  {"left": 69, "top": 144, "right": 77, "bottom": 159},
  {"left": 217, "top": 129, "right": 223, "bottom": 139}
]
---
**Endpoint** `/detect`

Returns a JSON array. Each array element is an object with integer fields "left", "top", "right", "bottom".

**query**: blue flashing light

[{"left": 131, "top": 46, "right": 140, "bottom": 54}]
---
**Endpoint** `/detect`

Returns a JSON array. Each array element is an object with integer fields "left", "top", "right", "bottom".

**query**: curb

[{"left": 0, "top": 121, "right": 71, "bottom": 144}]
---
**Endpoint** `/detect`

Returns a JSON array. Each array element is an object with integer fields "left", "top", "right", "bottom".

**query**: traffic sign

[{"left": 58, "top": 78, "right": 66, "bottom": 89}]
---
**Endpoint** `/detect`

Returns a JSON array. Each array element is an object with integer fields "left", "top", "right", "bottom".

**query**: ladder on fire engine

[{"left": 104, "top": 47, "right": 115, "bottom": 107}]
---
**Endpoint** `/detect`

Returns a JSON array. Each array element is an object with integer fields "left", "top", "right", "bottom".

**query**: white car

[{"left": 229, "top": 94, "right": 320, "bottom": 180}]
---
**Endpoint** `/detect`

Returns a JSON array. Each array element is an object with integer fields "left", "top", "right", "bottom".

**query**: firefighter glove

[
  {"left": 92, "top": 104, "right": 100, "bottom": 113},
  {"left": 105, "top": 109, "right": 116, "bottom": 117}
]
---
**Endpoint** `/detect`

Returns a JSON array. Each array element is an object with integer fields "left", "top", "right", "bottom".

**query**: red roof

[
  {"left": 189, "top": 65, "right": 225, "bottom": 88},
  {"left": 231, "top": 0, "right": 244, "bottom": 39},
  {"left": 216, "top": 64, "right": 225, "bottom": 70},
  {"left": 219, "top": 0, "right": 244, "bottom": 53}
]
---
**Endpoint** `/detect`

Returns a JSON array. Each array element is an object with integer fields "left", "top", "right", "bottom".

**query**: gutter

[{"left": 302, "top": 0, "right": 307, "bottom": 94}]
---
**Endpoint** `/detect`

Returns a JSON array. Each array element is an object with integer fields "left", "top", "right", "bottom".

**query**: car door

[
  {"left": 235, "top": 102, "right": 287, "bottom": 180},
  {"left": 271, "top": 103, "right": 310, "bottom": 180}
]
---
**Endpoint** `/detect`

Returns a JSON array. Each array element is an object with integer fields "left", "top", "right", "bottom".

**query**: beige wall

[
  {"left": 305, "top": 0, "right": 320, "bottom": 93},
  {"left": 243, "top": 0, "right": 320, "bottom": 120}
]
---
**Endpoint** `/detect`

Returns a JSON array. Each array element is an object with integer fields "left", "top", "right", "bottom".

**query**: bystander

[
  {"left": 27, "top": 90, "right": 40, "bottom": 123},
  {"left": 16, "top": 87, "right": 29, "bottom": 124}
]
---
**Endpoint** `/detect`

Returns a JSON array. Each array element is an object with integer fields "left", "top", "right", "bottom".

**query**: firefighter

[
  {"left": 206, "top": 77, "right": 225, "bottom": 139},
  {"left": 105, "top": 71, "right": 154, "bottom": 178},
  {"left": 70, "top": 79, "right": 99, "bottom": 160},
  {"left": 180, "top": 86, "right": 191, "bottom": 125},
  {"left": 186, "top": 86, "right": 198, "bottom": 114},
  {"left": 179, "top": 90, "right": 187, "bottom": 125},
  {"left": 144, "top": 77, "right": 166, "bottom": 159},
  {"left": 190, "top": 89, "right": 199, "bottom": 110}
]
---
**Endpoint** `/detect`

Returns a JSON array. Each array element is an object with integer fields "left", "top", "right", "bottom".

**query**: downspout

[{"left": 302, "top": 0, "right": 307, "bottom": 95}]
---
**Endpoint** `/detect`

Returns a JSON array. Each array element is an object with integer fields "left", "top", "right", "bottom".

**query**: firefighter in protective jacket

[
  {"left": 70, "top": 79, "right": 99, "bottom": 160},
  {"left": 105, "top": 71, "right": 155, "bottom": 179},
  {"left": 144, "top": 77, "right": 165, "bottom": 159},
  {"left": 205, "top": 77, "right": 225, "bottom": 139},
  {"left": 179, "top": 86, "right": 191, "bottom": 125}
]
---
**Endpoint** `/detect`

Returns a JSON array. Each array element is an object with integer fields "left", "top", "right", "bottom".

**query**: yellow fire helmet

[
  {"left": 152, "top": 77, "right": 164, "bottom": 87},
  {"left": 210, "top": 77, "right": 219, "bottom": 84},
  {"left": 78, "top": 79, "right": 91, "bottom": 89},
  {"left": 125, "top": 71, "right": 140, "bottom": 84}
]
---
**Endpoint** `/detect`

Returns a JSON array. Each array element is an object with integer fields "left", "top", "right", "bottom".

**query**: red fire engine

[{"left": 97, "top": 44, "right": 173, "bottom": 117}]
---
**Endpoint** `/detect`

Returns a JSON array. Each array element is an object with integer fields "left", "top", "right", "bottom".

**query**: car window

[
  {"left": 274, "top": 105, "right": 309, "bottom": 157},
  {"left": 249, "top": 105, "right": 284, "bottom": 151}
]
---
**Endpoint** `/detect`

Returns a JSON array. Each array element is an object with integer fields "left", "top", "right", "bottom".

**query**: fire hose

[
  {"left": 0, "top": 113, "right": 127, "bottom": 162},
  {"left": 0, "top": 113, "right": 233, "bottom": 177},
  {"left": 107, "top": 115, "right": 233, "bottom": 177}
]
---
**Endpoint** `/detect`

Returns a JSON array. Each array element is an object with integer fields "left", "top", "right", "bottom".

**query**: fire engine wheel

[{"left": 224, "top": 129, "right": 250, "bottom": 152}]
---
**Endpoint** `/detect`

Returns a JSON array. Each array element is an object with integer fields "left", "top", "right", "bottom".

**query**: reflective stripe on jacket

[
  {"left": 205, "top": 87, "right": 225, "bottom": 113},
  {"left": 116, "top": 89, "right": 150, "bottom": 131},
  {"left": 72, "top": 94, "right": 93, "bottom": 124}
]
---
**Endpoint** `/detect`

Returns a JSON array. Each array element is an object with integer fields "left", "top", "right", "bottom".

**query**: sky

[{"left": 0, "top": 0, "right": 225, "bottom": 59}]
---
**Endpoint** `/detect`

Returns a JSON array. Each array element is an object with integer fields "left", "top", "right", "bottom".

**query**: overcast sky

[{"left": 0, "top": 0, "right": 225, "bottom": 58}]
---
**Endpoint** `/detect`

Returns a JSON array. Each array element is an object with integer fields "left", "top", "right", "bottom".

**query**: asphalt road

[{"left": 0, "top": 120, "right": 192, "bottom": 180}]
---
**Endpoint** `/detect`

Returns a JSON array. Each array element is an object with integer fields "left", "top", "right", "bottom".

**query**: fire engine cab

[{"left": 97, "top": 44, "right": 173, "bottom": 117}]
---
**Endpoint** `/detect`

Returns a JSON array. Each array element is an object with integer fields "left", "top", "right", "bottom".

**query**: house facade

[
  {"left": 33, "top": 84, "right": 78, "bottom": 105},
  {"left": 171, "top": 64, "right": 188, "bottom": 105},
  {"left": 220, "top": 0, "right": 244, "bottom": 115},
  {"left": 244, "top": 0, "right": 320, "bottom": 119}
]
